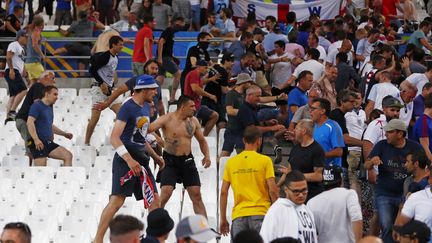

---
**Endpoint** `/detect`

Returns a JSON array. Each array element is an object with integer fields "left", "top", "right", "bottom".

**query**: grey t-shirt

[
  {"left": 152, "top": 3, "right": 172, "bottom": 30},
  {"left": 291, "top": 104, "right": 311, "bottom": 124},
  {"left": 68, "top": 20, "right": 95, "bottom": 37},
  {"left": 225, "top": 89, "right": 244, "bottom": 131}
]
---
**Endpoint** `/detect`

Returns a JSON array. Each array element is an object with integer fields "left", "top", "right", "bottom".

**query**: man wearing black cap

[
  {"left": 141, "top": 208, "right": 174, "bottom": 243},
  {"left": 183, "top": 59, "right": 219, "bottom": 136},
  {"left": 393, "top": 220, "right": 431, "bottom": 243},
  {"left": 307, "top": 166, "right": 363, "bottom": 243},
  {"left": 364, "top": 119, "right": 424, "bottom": 243}
]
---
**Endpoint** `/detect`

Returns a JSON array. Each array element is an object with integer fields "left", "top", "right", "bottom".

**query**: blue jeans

[{"left": 375, "top": 195, "right": 402, "bottom": 243}]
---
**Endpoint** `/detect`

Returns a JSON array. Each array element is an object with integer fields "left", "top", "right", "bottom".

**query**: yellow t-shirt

[{"left": 223, "top": 150, "right": 275, "bottom": 220}]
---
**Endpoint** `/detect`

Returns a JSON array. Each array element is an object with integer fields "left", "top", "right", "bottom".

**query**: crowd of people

[{"left": 2, "top": 0, "right": 432, "bottom": 242}]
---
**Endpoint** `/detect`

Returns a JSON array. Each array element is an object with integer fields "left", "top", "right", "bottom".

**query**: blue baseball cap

[{"left": 134, "top": 74, "right": 159, "bottom": 90}]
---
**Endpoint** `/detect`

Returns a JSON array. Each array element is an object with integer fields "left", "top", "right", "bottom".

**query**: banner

[{"left": 232, "top": 0, "right": 344, "bottom": 23}]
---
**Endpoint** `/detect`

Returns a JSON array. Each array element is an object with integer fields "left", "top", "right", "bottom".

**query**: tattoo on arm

[{"left": 186, "top": 119, "right": 194, "bottom": 137}]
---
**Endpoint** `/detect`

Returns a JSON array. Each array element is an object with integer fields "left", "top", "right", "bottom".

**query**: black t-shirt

[
  {"left": 4, "top": 14, "right": 20, "bottom": 37},
  {"left": 183, "top": 44, "right": 210, "bottom": 75},
  {"left": 201, "top": 64, "right": 228, "bottom": 107},
  {"left": 289, "top": 140, "right": 325, "bottom": 201},
  {"left": 16, "top": 83, "right": 45, "bottom": 120},
  {"left": 329, "top": 108, "right": 349, "bottom": 168},
  {"left": 238, "top": 101, "right": 259, "bottom": 134},
  {"left": 225, "top": 89, "right": 244, "bottom": 131},
  {"left": 159, "top": 27, "right": 176, "bottom": 57}
]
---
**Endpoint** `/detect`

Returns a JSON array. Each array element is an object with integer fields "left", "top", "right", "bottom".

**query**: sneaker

[
  {"left": 4, "top": 117, "right": 14, "bottom": 125},
  {"left": 274, "top": 145, "right": 283, "bottom": 164}
]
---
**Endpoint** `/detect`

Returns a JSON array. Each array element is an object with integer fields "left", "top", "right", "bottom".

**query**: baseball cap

[
  {"left": 175, "top": 215, "right": 220, "bottom": 242},
  {"left": 393, "top": 220, "right": 431, "bottom": 242},
  {"left": 253, "top": 27, "right": 267, "bottom": 36},
  {"left": 16, "top": 29, "right": 28, "bottom": 40},
  {"left": 134, "top": 74, "right": 159, "bottom": 89},
  {"left": 322, "top": 165, "right": 343, "bottom": 187},
  {"left": 146, "top": 208, "right": 174, "bottom": 237},
  {"left": 235, "top": 73, "right": 253, "bottom": 85},
  {"left": 382, "top": 95, "right": 404, "bottom": 108},
  {"left": 221, "top": 53, "right": 235, "bottom": 63},
  {"left": 196, "top": 60, "right": 208, "bottom": 67},
  {"left": 384, "top": 119, "right": 407, "bottom": 132}
]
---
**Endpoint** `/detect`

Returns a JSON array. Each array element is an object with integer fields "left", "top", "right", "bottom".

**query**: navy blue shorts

[
  {"left": 195, "top": 105, "right": 215, "bottom": 123},
  {"left": 221, "top": 129, "right": 243, "bottom": 153},
  {"left": 28, "top": 140, "right": 60, "bottom": 159},
  {"left": 157, "top": 151, "right": 201, "bottom": 188},
  {"left": 5, "top": 69, "right": 27, "bottom": 96},
  {"left": 158, "top": 57, "right": 179, "bottom": 76},
  {"left": 111, "top": 145, "right": 157, "bottom": 200}
]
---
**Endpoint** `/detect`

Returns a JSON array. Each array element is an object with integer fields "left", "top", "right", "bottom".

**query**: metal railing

[{"left": 0, "top": 36, "right": 225, "bottom": 75}]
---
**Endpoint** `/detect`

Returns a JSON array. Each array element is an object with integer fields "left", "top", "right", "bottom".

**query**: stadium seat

[
  {"left": 0, "top": 167, "right": 25, "bottom": 183},
  {"left": 116, "top": 197, "right": 145, "bottom": 220},
  {"left": 40, "top": 187, "right": 74, "bottom": 211},
  {"left": 78, "top": 88, "right": 93, "bottom": 97},
  {"left": 9, "top": 145, "right": 26, "bottom": 156},
  {"left": 218, "top": 128, "right": 225, "bottom": 154},
  {"left": 1, "top": 155, "right": 29, "bottom": 167},
  {"left": 56, "top": 167, "right": 87, "bottom": 187},
  {"left": 84, "top": 177, "right": 111, "bottom": 192},
  {"left": 77, "top": 187, "right": 109, "bottom": 206},
  {"left": 175, "top": 89, "right": 181, "bottom": 100},
  {"left": 32, "top": 232, "right": 50, "bottom": 243},
  {"left": 49, "top": 179, "right": 81, "bottom": 200},
  {"left": 4, "top": 188, "right": 37, "bottom": 211},
  {"left": 71, "top": 145, "right": 97, "bottom": 160},
  {"left": 0, "top": 178, "right": 12, "bottom": 197},
  {"left": 69, "top": 104, "right": 91, "bottom": 114},
  {"left": 24, "top": 167, "right": 55, "bottom": 181},
  {"left": 0, "top": 88, "right": 7, "bottom": 99},
  {"left": 69, "top": 201, "right": 104, "bottom": 224},
  {"left": 61, "top": 215, "right": 98, "bottom": 241},
  {"left": 58, "top": 88, "right": 77, "bottom": 100},
  {"left": 14, "top": 178, "right": 47, "bottom": 196},
  {"left": 32, "top": 201, "right": 67, "bottom": 224},
  {"left": 98, "top": 146, "right": 116, "bottom": 157},
  {"left": 218, "top": 157, "right": 231, "bottom": 182},
  {"left": 93, "top": 155, "right": 112, "bottom": 168},
  {"left": 72, "top": 155, "right": 94, "bottom": 171},
  {"left": 47, "top": 158, "right": 64, "bottom": 169},
  {"left": 54, "top": 136, "right": 73, "bottom": 150},
  {"left": 88, "top": 167, "right": 111, "bottom": 181},
  {"left": 24, "top": 214, "right": 58, "bottom": 240},
  {"left": 54, "top": 231, "right": 92, "bottom": 243},
  {"left": 0, "top": 201, "right": 29, "bottom": 221},
  {"left": 168, "top": 104, "right": 177, "bottom": 113}
]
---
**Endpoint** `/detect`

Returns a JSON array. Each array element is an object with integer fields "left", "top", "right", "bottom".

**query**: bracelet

[{"left": 116, "top": 145, "right": 128, "bottom": 157}]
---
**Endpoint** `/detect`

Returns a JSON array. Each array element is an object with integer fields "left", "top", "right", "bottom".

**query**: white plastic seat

[
  {"left": 9, "top": 145, "right": 26, "bottom": 156},
  {"left": 49, "top": 179, "right": 81, "bottom": 200},
  {"left": 4, "top": 188, "right": 37, "bottom": 212},
  {"left": 74, "top": 95, "right": 92, "bottom": 105},
  {"left": 1, "top": 155, "right": 29, "bottom": 167},
  {"left": 175, "top": 89, "right": 181, "bottom": 100},
  {"left": 69, "top": 201, "right": 103, "bottom": 224},
  {"left": 72, "top": 155, "right": 93, "bottom": 171},
  {"left": 84, "top": 177, "right": 111, "bottom": 192},
  {"left": 32, "top": 232, "right": 50, "bottom": 243},
  {"left": 0, "top": 140, "right": 8, "bottom": 158},
  {"left": 47, "top": 158, "right": 64, "bottom": 168},
  {"left": 0, "top": 178, "right": 12, "bottom": 196},
  {"left": 56, "top": 167, "right": 87, "bottom": 187},
  {"left": 88, "top": 167, "right": 111, "bottom": 181},
  {"left": 98, "top": 145, "right": 116, "bottom": 157},
  {"left": 218, "top": 157, "right": 231, "bottom": 182},
  {"left": 54, "top": 231, "right": 92, "bottom": 243},
  {"left": 168, "top": 104, "right": 177, "bottom": 113},
  {"left": 61, "top": 216, "right": 98, "bottom": 240},
  {"left": 116, "top": 197, "right": 145, "bottom": 220},
  {"left": 0, "top": 133, "right": 19, "bottom": 152},
  {"left": 78, "top": 88, "right": 92, "bottom": 96},
  {"left": 53, "top": 102, "right": 70, "bottom": 115},
  {"left": 0, "top": 88, "right": 7, "bottom": 98},
  {"left": 53, "top": 136, "right": 73, "bottom": 150},
  {"left": 58, "top": 88, "right": 77, "bottom": 100},
  {"left": 14, "top": 178, "right": 47, "bottom": 195},
  {"left": 32, "top": 201, "right": 67, "bottom": 224},
  {"left": 93, "top": 156, "right": 112, "bottom": 169},
  {"left": 77, "top": 188, "right": 108, "bottom": 205},
  {"left": 40, "top": 187, "right": 74, "bottom": 211},
  {"left": 24, "top": 214, "right": 58, "bottom": 240},
  {"left": 24, "top": 166, "right": 55, "bottom": 180},
  {"left": 0, "top": 201, "right": 29, "bottom": 221},
  {"left": 69, "top": 103, "right": 91, "bottom": 114},
  {"left": 71, "top": 146, "right": 97, "bottom": 161},
  {"left": 63, "top": 112, "right": 88, "bottom": 126},
  {"left": 0, "top": 167, "right": 25, "bottom": 183}
]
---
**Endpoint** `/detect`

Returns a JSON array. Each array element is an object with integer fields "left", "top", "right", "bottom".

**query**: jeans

[
  {"left": 231, "top": 215, "right": 264, "bottom": 241},
  {"left": 375, "top": 195, "right": 402, "bottom": 243}
]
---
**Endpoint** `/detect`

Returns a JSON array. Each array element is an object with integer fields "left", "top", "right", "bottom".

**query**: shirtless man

[{"left": 148, "top": 95, "right": 210, "bottom": 217}]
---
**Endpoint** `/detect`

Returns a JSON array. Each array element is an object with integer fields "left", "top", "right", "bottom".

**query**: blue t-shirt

[
  {"left": 413, "top": 95, "right": 425, "bottom": 118},
  {"left": 117, "top": 98, "right": 151, "bottom": 147},
  {"left": 28, "top": 101, "right": 54, "bottom": 141},
  {"left": 287, "top": 87, "right": 308, "bottom": 124},
  {"left": 369, "top": 139, "right": 423, "bottom": 197},
  {"left": 297, "top": 31, "right": 310, "bottom": 49},
  {"left": 124, "top": 76, "right": 160, "bottom": 122},
  {"left": 56, "top": 0, "right": 71, "bottom": 10},
  {"left": 413, "top": 114, "right": 432, "bottom": 152},
  {"left": 313, "top": 119, "right": 345, "bottom": 166}
]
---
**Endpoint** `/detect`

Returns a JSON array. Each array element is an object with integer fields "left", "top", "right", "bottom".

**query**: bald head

[
  {"left": 358, "top": 236, "right": 383, "bottom": 243},
  {"left": 341, "top": 39, "right": 353, "bottom": 52}
]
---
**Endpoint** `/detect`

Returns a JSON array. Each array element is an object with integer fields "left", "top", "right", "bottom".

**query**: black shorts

[
  {"left": 64, "top": 43, "right": 91, "bottom": 64},
  {"left": 158, "top": 151, "right": 201, "bottom": 188},
  {"left": 29, "top": 140, "right": 60, "bottom": 159},
  {"left": 5, "top": 69, "right": 27, "bottom": 96},
  {"left": 158, "top": 57, "right": 179, "bottom": 76},
  {"left": 195, "top": 105, "right": 214, "bottom": 123},
  {"left": 221, "top": 129, "right": 243, "bottom": 153},
  {"left": 111, "top": 145, "right": 157, "bottom": 200}
]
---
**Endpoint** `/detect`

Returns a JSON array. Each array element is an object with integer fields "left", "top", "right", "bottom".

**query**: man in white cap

[{"left": 176, "top": 215, "right": 220, "bottom": 242}]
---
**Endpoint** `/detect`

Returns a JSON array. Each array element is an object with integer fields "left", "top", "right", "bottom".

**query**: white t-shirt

[
  {"left": 353, "top": 0, "right": 365, "bottom": 8},
  {"left": 316, "top": 45, "right": 327, "bottom": 61},
  {"left": 406, "top": 73, "right": 428, "bottom": 97},
  {"left": 293, "top": 59, "right": 324, "bottom": 81},
  {"left": 326, "top": 48, "right": 354, "bottom": 66},
  {"left": 363, "top": 114, "right": 387, "bottom": 145},
  {"left": 5, "top": 41, "right": 25, "bottom": 74},
  {"left": 328, "top": 40, "right": 342, "bottom": 54},
  {"left": 345, "top": 109, "right": 367, "bottom": 151},
  {"left": 367, "top": 82, "right": 400, "bottom": 110},
  {"left": 396, "top": 94, "right": 414, "bottom": 128},
  {"left": 401, "top": 187, "right": 432, "bottom": 241},
  {"left": 270, "top": 52, "right": 294, "bottom": 87},
  {"left": 307, "top": 188, "right": 363, "bottom": 243}
]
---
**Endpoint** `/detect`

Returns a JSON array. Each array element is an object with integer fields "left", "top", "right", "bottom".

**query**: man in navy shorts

[
  {"left": 94, "top": 75, "right": 165, "bottom": 243},
  {"left": 26, "top": 85, "right": 73, "bottom": 166}
]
